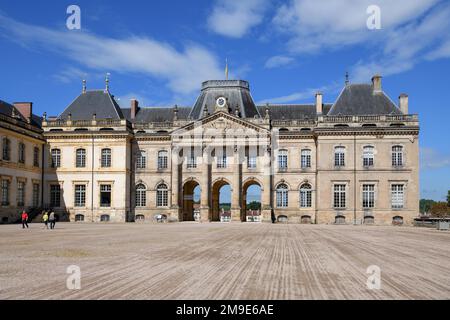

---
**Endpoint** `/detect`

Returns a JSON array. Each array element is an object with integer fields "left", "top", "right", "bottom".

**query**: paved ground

[{"left": 0, "top": 222, "right": 449, "bottom": 300}]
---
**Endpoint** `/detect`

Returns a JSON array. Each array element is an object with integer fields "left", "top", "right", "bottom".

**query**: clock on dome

[{"left": 216, "top": 97, "right": 227, "bottom": 109}]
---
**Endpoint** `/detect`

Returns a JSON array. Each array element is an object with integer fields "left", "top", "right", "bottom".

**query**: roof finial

[
  {"left": 105, "top": 73, "right": 110, "bottom": 91},
  {"left": 345, "top": 71, "right": 349, "bottom": 85},
  {"left": 225, "top": 58, "right": 229, "bottom": 80},
  {"left": 82, "top": 79, "right": 86, "bottom": 93}
]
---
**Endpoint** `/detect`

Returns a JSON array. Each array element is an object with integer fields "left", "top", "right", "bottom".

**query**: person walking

[
  {"left": 49, "top": 210, "right": 56, "bottom": 230},
  {"left": 21, "top": 211, "right": 29, "bottom": 229},
  {"left": 42, "top": 211, "right": 49, "bottom": 229}
]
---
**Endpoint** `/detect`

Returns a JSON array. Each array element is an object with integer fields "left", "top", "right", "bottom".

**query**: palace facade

[{"left": 0, "top": 75, "right": 420, "bottom": 225}]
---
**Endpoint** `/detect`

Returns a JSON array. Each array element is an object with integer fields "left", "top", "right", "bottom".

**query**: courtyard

[{"left": 0, "top": 222, "right": 449, "bottom": 300}]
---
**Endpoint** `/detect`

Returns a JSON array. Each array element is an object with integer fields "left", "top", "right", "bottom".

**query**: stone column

[
  {"left": 231, "top": 148, "right": 241, "bottom": 222},
  {"left": 171, "top": 148, "right": 180, "bottom": 221},
  {"left": 200, "top": 148, "right": 210, "bottom": 222},
  {"left": 261, "top": 146, "right": 272, "bottom": 222}
]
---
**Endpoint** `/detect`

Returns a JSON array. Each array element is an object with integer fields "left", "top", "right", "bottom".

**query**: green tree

[
  {"left": 419, "top": 199, "right": 435, "bottom": 214},
  {"left": 247, "top": 201, "right": 261, "bottom": 210},
  {"left": 430, "top": 202, "right": 450, "bottom": 218},
  {"left": 447, "top": 190, "right": 450, "bottom": 207}
]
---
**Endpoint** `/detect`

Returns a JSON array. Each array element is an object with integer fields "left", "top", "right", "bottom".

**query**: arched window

[
  {"left": 2, "top": 137, "right": 10, "bottom": 161},
  {"left": 300, "top": 183, "right": 312, "bottom": 208},
  {"left": 334, "top": 146, "right": 345, "bottom": 167},
  {"left": 363, "top": 146, "right": 374, "bottom": 167},
  {"left": 100, "top": 214, "right": 110, "bottom": 222},
  {"left": 156, "top": 183, "right": 168, "bottom": 207},
  {"left": 51, "top": 148, "right": 61, "bottom": 168},
  {"left": 136, "top": 184, "right": 146, "bottom": 207},
  {"left": 101, "top": 148, "right": 111, "bottom": 167},
  {"left": 75, "top": 214, "right": 84, "bottom": 222},
  {"left": 276, "top": 183, "right": 288, "bottom": 208},
  {"left": 278, "top": 149, "right": 288, "bottom": 170},
  {"left": 136, "top": 151, "right": 146, "bottom": 169},
  {"left": 158, "top": 150, "right": 168, "bottom": 169},
  {"left": 301, "top": 149, "right": 311, "bottom": 168},
  {"left": 76, "top": 148, "right": 86, "bottom": 168},
  {"left": 392, "top": 145, "right": 403, "bottom": 166}
]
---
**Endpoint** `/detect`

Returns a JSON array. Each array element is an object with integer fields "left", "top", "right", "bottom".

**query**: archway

[
  {"left": 182, "top": 180, "right": 201, "bottom": 221},
  {"left": 242, "top": 180, "right": 261, "bottom": 222},
  {"left": 211, "top": 180, "right": 231, "bottom": 222}
]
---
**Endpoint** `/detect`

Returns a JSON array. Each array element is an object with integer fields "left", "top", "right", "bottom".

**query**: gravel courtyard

[{"left": 0, "top": 222, "right": 449, "bottom": 300}]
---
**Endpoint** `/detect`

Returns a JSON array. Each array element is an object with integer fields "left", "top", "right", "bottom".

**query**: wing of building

[{"left": 0, "top": 75, "right": 420, "bottom": 225}]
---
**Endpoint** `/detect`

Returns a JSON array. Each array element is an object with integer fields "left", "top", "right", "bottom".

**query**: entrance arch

[
  {"left": 211, "top": 179, "right": 231, "bottom": 222},
  {"left": 182, "top": 180, "right": 201, "bottom": 221},
  {"left": 242, "top": 180, "right": 261, "bottom": 222}
]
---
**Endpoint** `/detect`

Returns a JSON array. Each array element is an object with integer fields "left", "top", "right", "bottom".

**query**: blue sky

[{"left": 0, "top": 0, "right": 449, "bottom": 201}]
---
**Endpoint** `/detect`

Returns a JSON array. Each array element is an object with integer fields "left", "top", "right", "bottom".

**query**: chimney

[
  {"left": 13, "top": 102, "right": 33, "bottom": 123},
  {"left": 399, "top": 94, "right": 408, "bottom": 114},
  {"left": 315, "top": 92, "right": 323, "bottom": 115},
  {"left": 372, "top": 74, "right": 382, "bottom": 93},
  {"left": 130, "top": 99, "right": 139, "bottom": 120}
]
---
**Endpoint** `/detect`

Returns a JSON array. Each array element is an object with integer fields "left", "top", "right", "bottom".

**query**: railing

[
  {"left": 43, "top": 118, "right": 131, "bottom": 128},
  {"left": 272, "top": 119, "right": 316, "bottom": 126}
]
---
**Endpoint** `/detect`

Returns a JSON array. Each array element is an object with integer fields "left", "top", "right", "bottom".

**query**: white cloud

[
  {"left": 264, "top": 55, "right": 294, "bottom": 69},
  {"left": 272, "top": 0, "right": 450, "bottom": 82},
  {"left": 420, "top": 147, "right": 450, "bottom": 170},
  {"left": 52, "top": 67, "right": 89, "bottom": 84},
  {"left": 258, "top": 82, "right": 340, "bottom": 104},
  {"left": 0, "top": 14, "right": 223, "bottom": 95},
  {"left": 208, "top": 0, "right": 269, "bottom": 38}
]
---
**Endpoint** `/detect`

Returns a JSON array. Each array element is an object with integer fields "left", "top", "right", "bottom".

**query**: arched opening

[
  {"left": 390, "top": 123, "right": 405, "bottom": 127},
  {"left": 182, "top": 180, "right": 201, "bottom": 221},
  {"left": 362, "top": 124, "right": 377, "bottom": 127},
  {"left": 135, "top": 214, "right": 145, "bottom": 222},
  {"left": 99, "top": 127, "right": 114, "bottom": 131},
  {"left": 335, "top": 215, "right": 346, "bottom": 224},
  {"left": 75, "top": 214, "right": 84, "bottom": 222},
  {"left": 74, "top": 128, "right": 88, "bottom": 131},
  {"left": 364, "top": 215, "right": 374, "bottom": 224},
  {"left": 212, "top": 180, "right": 231, "bottom": 222},
  {"left": 301, "top": 215, "right": 312, "bottom": 224},
  {"left": 100, "top": 214, "right": 110, "bottom": 222},
  {"left": 242, "top": 181, "right": 261, "bottom": 222},
  {"left": 279, "top": 128, "right": 289, "bottom": 132},
  {"left": 392, "top": 215, "right": 404, "bottom": 225},
  {"left": 334, "top": 124, "right": 349, "bottom": 128}
]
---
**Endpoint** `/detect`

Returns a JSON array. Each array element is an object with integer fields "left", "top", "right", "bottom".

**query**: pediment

[{"left": 172, "top": 111, "right": 269, "bottom": 136}]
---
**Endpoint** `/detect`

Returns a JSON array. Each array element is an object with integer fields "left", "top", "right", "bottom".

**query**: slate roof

[
  {"left": 122, "top": 107, "right": 191, "bottom": 123},
  {"left": 189, "top": 80, "right": 260, "bottom": 119},
  {"left": 256, "top": 104, "right": 332, "bottom": 120},
  {"left": 59, "top": 90, "right": 124, "bottom": 120},
  {"left": 328, "top": 84, "right": 402, "bottom": 115},
  {"left": 0, "top": 99, "right": 42, "bottom": 127}
]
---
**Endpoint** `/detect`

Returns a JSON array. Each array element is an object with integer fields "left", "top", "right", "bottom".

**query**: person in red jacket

[{"left": 21, "top": 211, "right": 29, "bottom": 229}]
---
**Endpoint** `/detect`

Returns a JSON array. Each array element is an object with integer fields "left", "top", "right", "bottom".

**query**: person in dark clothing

[
  {"left": 21, "top": 211, "right": 29, "bottom": 229},
  {"left": 49, "top": 211, "right": 56, "bottom": 229}
]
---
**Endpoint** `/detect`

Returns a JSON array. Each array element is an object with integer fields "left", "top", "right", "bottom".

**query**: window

[
  {"left": 363, "top": 146, "right": 374, "bottom": 167},
  {"left": 17, "top": 181, "right": 25, "bottom": 206},
  {"left": 101, "top": 148, "right": 111, "bottom": 168},
  {"left": 135, "top": 184, "right": 146, "bottom": 207},
  {"left": 362, "top": 184, "right": 375, "bottom": 208},
  {"left": 392, "top": 146, "right": 403, "bottom": 166},
  {"left": 300, "top": 184, "right": 312, "bottom": 208},
  {"left": 100, "top": 214, "right": 110, "bottom": 222},
  {"left": 333, "top": 184, "right": 346, "bottom": 208},
  {"left": 301, "top": 149, "right": 311, "bottom": 168},
  {"left": 1, "top": 180, "right": 9, "bottom": 206},
  {"left": 2, "top": 138, "right": 10, "bottom": 160},
  {"left": 76, "top": 148, "right": 86, "bottom": 168},
  {"left": 75, "top": 214, "right": 84, "bottom": 222},
  {"left": 278, "top": 149, "right": 288, "bottom": 170},
  {"left": 216, "top": 148, "right": 227, "bottom": 168},
  {"left": 187, "top": 147, "right": 197, "bottom": 169},
  {"left": 51, "top": 149, "right": 61, "bottom": 168},
  {"left": 100, "top": 185, "right": 111, "bottom": 207},
  {"left": 391, "top": 184, "right": 404, "bottom": 209},
  {"left": 247, "top": 156, "right": 257, "bottom": 169},
  {"left": 33, "top": 147, "right": 39, "bottom": 167},
  {"left": 156, "top": 183, "right": 168, "bottom": 207},
  {"left": 50, "top": 185, "right": 61, "bottom": 207},
  {"left": 74, "top": 185, "right": 86, "bottom": 207},
  {"left": 32, "top": 183, "right": 39, "bottom": 207},
  {"left": 136, "top": 151, "right": 146, "bottom": 169},
  {"left": 157, "top": 150, "right": 168, "bottom": 169},
  {"left": 276, "top": 184, "right": 289, "bottom": 208},
  {"left": 334, "top": 146, "right": 345, "bottom": 167},
  {"left": 18, "top": 143, "right": 25, "bottom": 164}
]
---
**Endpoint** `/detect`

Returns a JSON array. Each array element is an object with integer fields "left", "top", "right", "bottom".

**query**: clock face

[{"left": 216, "top": 97, "right": 226, "bottom": 108}]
